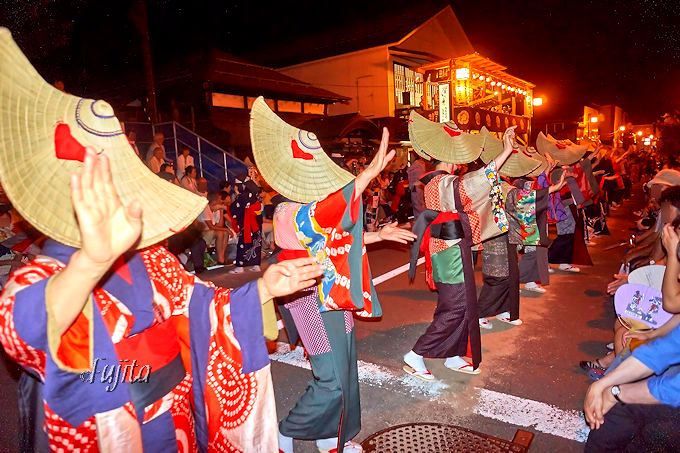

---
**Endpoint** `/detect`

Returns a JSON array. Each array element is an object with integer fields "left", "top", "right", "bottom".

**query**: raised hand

[
  {"left": 661, "top": 224, "right": 680, "bottom": 256},
  {"left": 356, "top": 127, "right": 395, "bottom": 194},
  {"left": 545, "top": 152, "right": 558, "bottom": 172},
  {"left": 495, "top": 126, "right": 519, "bottom": 170},
  {"left": 378, "top": 222, "right": 417, "bottom": 244},
  {"left": 260, "top": 257, "right": 323, "bottom": 300},
  {"left": 502, "top": 125, "right": 519, "bottom": 153},
  {"left": 70, "top": 149, "right": 142, "bottom": 267}
]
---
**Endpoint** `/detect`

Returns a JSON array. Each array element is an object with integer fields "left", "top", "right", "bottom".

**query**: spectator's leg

[
  {"left": 215, "top": 231, "right": 226, "bottom": 263},
  {"left": 585, "top": 403, "right": 640, "bottom": 452},
  {"left": 190, "top": 238, "right": 207, "bottom": 272}
]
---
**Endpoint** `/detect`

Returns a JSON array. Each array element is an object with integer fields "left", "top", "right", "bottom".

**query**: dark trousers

[{"left": 585, "top": 403, "right": 680, "bottom": 452}]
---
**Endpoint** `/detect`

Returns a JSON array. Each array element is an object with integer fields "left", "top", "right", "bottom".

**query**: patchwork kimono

[
  {"left": 410, "top": 162, "right": 506, "bottom": 368},
  {"left": 273, "top": 181, "right": 377, "bottom": 452},
  {"left": 518, "top": 173, "right": 554, "bottom": 286},
  {"left": 478, "top": 182, "right": 550, "bottom": 320},
  {"left": 0, "top": 240, "right": 277, "bottom": 452},
  {"left": 547, "top": 168, "right": 593, "bottom": 266}
]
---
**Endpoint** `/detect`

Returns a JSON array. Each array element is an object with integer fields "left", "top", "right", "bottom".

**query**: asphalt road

[{"left": 0, "top": 198, "right": 637, "bottom": 452}]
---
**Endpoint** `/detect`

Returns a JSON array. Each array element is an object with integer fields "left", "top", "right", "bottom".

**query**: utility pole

[{"left": 130, "top": 0, "right": 158, "bottom": 123}]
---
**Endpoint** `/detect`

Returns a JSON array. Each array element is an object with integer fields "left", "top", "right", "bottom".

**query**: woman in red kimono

[{"left": 0, "top": 30, "right": 322, "bottom": 451}]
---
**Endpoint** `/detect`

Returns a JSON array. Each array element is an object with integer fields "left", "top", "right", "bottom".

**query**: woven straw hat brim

[
  {"left": 412, "top": 144, "right": 433, "bottom": 161},
  {"left": 527, "top": 152, "right": 549, "bottom": 177},
  {"left": 0, "top": 29, "right": 206, "bottom": 249},
  {"left": 536, "top": 132, "right": 588, "bottom": 166},
  {"left": 408, "top": 110, "right": 483, "bottom": 164},
  {"left": 250, "top": 97, "right": 353, "bottom": 204},
  {"left": 478, "top": 127, "right": 541, "bottom": 178}
]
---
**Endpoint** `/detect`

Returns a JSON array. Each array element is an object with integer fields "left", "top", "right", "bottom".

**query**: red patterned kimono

[{"left": 0, "top": 240, "right": 277, "bottom": 452}]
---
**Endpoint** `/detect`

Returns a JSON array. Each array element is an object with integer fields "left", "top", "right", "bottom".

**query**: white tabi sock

[
  {"left": 444, "top": 356, "right": 468, "bottom": 369},
  {"left": 316, "top": 437, "right": 339, "bottom": 450},
  {"left": 404, "top": 350, "right": 427, "bottom": 372},
  {"left": 278, "top": 431, "right": 293, "bottom": 453}
]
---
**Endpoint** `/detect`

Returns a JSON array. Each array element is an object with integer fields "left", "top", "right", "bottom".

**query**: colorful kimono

[
  {"left": 273, "top": 181, "right": 377, "bottom": 451},
  {"left": 548, "top": 169, "right": 593, "bottom": 266},
  {"left": 478, "top": 183, "right": 550, "bottom": 320},
  {"left": 410, "top": 162, "right": 506, "bottom": 368},
  {"left": 231, "top": 180, "right": 263, "bottom": 268},
  {"left": 0, "top": 240, "right": 277, "bottom": 452}
]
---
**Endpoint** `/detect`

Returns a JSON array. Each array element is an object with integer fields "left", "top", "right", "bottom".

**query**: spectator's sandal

[
  {"left": 587, "top": 367, "right": 606, "bottom": 381},
  {"left": 579, "top": 359, "right": 605, "bottom": 373}
]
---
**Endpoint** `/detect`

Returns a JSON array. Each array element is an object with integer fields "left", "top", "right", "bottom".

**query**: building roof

[
  {"left": 455, "top": 53, "right": 535, "bottom": 89},
  {"left": 206, "top": 52, "right": 350, "bottom": 103},
  {"left": 243, "top": 2, "right": 452, "bottom": 68},
  {"left": 301, "top": 113, "right": 380, "bottom": 141},
  {"left": 419, "top": 53, "right": 535, "bottom": 89}
]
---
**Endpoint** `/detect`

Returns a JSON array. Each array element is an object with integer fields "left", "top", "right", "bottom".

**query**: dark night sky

[{"left": 0, "top": 0, "right": 678, "bottom": 122}]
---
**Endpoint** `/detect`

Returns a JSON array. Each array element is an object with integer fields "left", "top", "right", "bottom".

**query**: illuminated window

[
  {"left": 303, "top": 103, "right": 325, "bottom": 115},
  {"left": 246, "top": 97, "right": 276, "bottom": 110},
  {"left": 394, "top": 63, "right": 423, "bottom": 107},
  {"left": 278, "top": 100, "right": 303, "bottom": 113},
  {"left": 212, "top": 93, "right": 246, "bottom": 109}
]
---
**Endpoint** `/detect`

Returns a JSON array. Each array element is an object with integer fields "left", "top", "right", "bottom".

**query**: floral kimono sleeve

[
  {"left": 505, "top": 186, "right": 550, "bottom": 247},
  {"left": 143, "top": 247, "right": 278, "bottom": 452},
  {"left": 294, "top": 181, "right": 380, "bottom": 317},
  {"left": 458, "top": 161, "right": 510, "bottom": 244}
]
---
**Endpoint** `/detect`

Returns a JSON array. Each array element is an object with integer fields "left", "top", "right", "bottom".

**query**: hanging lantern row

[{"left": 470, "top": 72, "right": 530, "bottom": 97}]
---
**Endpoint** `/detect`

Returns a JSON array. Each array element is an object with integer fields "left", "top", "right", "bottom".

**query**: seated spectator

[
  {"left": 127, "top": 130, "right": 140, "bottom": 157},
  {"left": 180, "top": 165, "right": 199, "bottom": 193},
  {"left": 197, "top": 192, "right": 232, "bottom": 265},
  {"left": 581, "top": 187, "right": 680, "bottom": 379},
  {"left": 196, "top": 177, "right": 208, "bottom": 196},
  {"left": 146, "top": 146, "right": 164, "bottom": 174},
  {"left": 146, "top": 131, "right": 165, "bottom": 161},
  {"left": 158, "top": 163, "right": 178, "bottom": 184},
  {"left": 176, "top": 146, "right": 194, "bottom": 178},
  {"left": 584, "top": 237, "right": 680, "bottom": 451}
]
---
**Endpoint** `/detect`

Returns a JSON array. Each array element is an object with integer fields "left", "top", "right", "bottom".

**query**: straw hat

[
  {"left": 536, "top": 132, "right": 588, "bottom": 165},
  {"left": 526, "top": 147, "right": 550, "bottom": 177},
  {"left": 408, "top": 110, "right": 483, "bottom": 164},
  {"left": 647, "top": 169, "right": 680, "bottom": 188},
  {"left": 0, "top": 28, "right": 206, "bottom": 249},
  {"left": 411, "top": 145, "right": 433, "bottom": 161},
  {"left": 249, "top": 97, "right": 353, "bottom": 203},
  {"left": 478, "top": 127, "right": 541, "bottom": 177}
]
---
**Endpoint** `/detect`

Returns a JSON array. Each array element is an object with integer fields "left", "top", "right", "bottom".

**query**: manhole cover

[{"left": 361, "top": 423, "right": 531, "bottom": 453}]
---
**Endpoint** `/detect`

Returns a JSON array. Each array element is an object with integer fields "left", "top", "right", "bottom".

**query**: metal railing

[{"left": 125, "top": 121, "right": 247, "bottom": 183}]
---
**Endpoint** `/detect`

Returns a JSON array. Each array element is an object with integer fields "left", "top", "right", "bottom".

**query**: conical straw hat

[
  {"left": 411, "top": 144, "right": 433, "bottom": 161},
  {"left": 536, "top": 132, "right": 588, "bottom": 165},
  {"left": 478, "top": 127, "right": 541, "bottom": 178},
  {"left": 527, "top": 147, "right": 550, "bottom": 177},
  {"left": 249, "top": 97, "right": 353, "bottom": 203},
  {"left": 0, "top": 28, "right": 206, "bottom": 249},
  {"left": 408, "top": 110, "right": 483, "bottom": 164}
]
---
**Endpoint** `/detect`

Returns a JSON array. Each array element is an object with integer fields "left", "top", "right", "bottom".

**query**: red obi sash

[
  {"left": 243, "top": 202, "right": 262, "bottom": 243},
  {"left": 114, "top": 320, "right": 180, "bottom": 372}
]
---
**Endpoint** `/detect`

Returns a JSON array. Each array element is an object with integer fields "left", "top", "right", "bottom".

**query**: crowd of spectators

[{"left": 578, "top": 155, "right": 680, "bottom": 450}]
